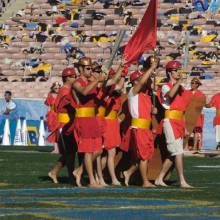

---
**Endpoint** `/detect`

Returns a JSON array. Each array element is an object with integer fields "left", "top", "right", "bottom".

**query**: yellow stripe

[
  {"left": 96, "top": 107, "right": 106, "bottom": 117},
  {"left": 75, "top": 107, "right": 95, "bottom": 118},
  {"left": 105, "top": 110, "right": 118, "bottom": 120},
  {"left": 131, "top": 118, "right": 151, "bottom": 129},
  {"left": 165, "top": 110, "right": 184, "bottom": 120},
  {"left": 217, "top": 109, "right": 220, "bottom": 116},
  {"left": 57, "top": 113, "right": 70, "bottom": 123}
]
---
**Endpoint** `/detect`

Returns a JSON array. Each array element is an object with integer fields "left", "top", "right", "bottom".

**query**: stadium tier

[{"left": 0, "top": 0, "right": 219, "bottom": 99}]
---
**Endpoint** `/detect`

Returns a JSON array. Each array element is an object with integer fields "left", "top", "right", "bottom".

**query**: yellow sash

[
  {"left": 165, "top": 110, "right": 184, "bottom": 120},
  {"left": 57, "top": 113, "right": 70, "bottom": 123},
  {"left": 105, "top": 110, "right": 118, "bottom": 120},
  {"left": 217, "top": 109, "right": 220, "bottom": 116},
  {"left": 75, "top": 107, "right": 95, "bottom": 118},
  {"left": 131, "top": 118, "right": 151, "bottom": 129},
  {"left": 96, "top": 107, "right": 106, "bottom": 117}
]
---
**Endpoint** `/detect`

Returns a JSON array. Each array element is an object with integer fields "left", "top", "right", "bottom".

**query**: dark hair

[{"left": 4, "top": 91, "right": 12, "bottom": 96}]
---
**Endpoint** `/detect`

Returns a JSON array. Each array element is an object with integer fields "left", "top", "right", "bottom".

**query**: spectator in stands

[{"left": 3, "top": 91, "right": 16, "bottom": 115}]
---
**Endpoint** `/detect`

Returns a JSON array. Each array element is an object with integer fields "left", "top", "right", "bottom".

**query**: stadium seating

[{"left": 0, "top": 0, "right": 219, "bottom": 99}]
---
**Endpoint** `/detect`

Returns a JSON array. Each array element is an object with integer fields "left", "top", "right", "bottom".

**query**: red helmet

[
  {"left": 166, "top": 60, "right": 182, "bottom": 70},
  {"left": 130, "top": 70, "right": 143, "bottom": 82},
  {"left": 62, "top": 67, "right": 76, "bottom": 77}
]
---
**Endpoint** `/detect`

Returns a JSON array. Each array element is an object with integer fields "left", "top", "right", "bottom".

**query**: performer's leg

[
  {"left": 107, "top": 148, "right": 121, "bottom": 185},
  {"left": 48, "top": 156, "right": 65, "bottom": 184},
  {"left": 155, "top": 158, "right": 173, "bottom": 187},
  {"left": 114, "top": 150, "right": 123, "bottom": 168},
  {"left": 84, "top": 153, "right": 100, "bottom": 187},
  {"left": 64, "top": 133, "right": 77, "bottom": 184},
  {"left": 73, "top": 153, "right": 84, "bottom": 187},
  {"left": 51, "top": 142, "right": 59, "bottom": 154},
  {"left": 193, "top": 132, "right": 200, "bottom": 150},
  {"left": 123, "top": 164, "right": 138, "bottom": 186},
  {"left": 96, "top": 155, "right": 107, "bottom": 186},
  {"left": 139, "top": 160, "right": 155, "bottom": 187},
  {"left": 175, "top": 154, "right": 193, "bottom": 188}
]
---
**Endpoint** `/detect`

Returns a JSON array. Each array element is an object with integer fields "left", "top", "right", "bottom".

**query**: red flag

[{"left": 123, "top": 0, "right": 158, "bottom": 66}]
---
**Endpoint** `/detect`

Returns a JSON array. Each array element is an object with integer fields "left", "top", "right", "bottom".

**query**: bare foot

[
  {"left": 123, "top": 171, "right": 131, "bottom": 186},
  {"left": 51, "top": 150, "right": 59, "bottom": 154},
  {"left": 142, "top": 181, "right": 156, "bottom": 188},
  {"left": 99, "top": 179, "right": 108, "bottom": 187},
  {"left": 112, "top": 180, "right": 121, "bottom": 186},
  {"left": 48, "top": 172, "right": 58, "bottom": 184},
  {"left": 73, "top": 169, "right": 82, "bottom": 187},
  {"left": 180, "top": 182, "right": 193, "bottom": 188},
  {"left": 88, "top": 183, "right": 104, "bottom": 188},
  {"left": 155, "top": 178, "right": 168, "bottom": 187}
]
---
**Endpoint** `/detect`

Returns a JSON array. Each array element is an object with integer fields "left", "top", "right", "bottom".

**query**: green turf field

[{"left": 0, "top": 147, "right": 220, "bottom": 220}]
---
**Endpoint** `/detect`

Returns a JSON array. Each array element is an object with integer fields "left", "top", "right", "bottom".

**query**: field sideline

[{"left": 0, "top": 147, "right": 220, "bottom": 220}]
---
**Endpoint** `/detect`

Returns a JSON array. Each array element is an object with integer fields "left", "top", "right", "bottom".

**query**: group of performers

[{"left": 44, "top": 56, "right": 220, "bottom": 188}]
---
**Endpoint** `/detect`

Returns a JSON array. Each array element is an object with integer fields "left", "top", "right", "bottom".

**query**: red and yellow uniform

[
  {"left": 74, "top": 77, "right": 102, "bottom": 153},
  {"left": 157, "top": 82, "right": 191, "bottom": 155},
  {"left": 120, "top": 87, "right": 154, "bottom": 161},
  {"left": 103, "top": 92, "right": 122, "bottom": 149}
]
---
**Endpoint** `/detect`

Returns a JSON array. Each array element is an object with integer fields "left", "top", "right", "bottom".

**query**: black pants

[{"left": 58, "top": 132, "right": 77, "bottom": 184}]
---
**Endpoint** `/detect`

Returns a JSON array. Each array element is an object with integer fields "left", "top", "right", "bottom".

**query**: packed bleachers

[
  {"left": 0, "top": 0, "right": 12, "bottom": 15},
  {"left": 0, "top": 0, "right": 219, "bottom": 99}
]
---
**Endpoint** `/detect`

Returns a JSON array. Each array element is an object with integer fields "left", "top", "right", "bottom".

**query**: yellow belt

[
  {"left": 96, "top": 107, "right": 106, "bottom": 117},
  {"left": 217, "top": 109, "right": 220, "bottom": 116},
  {"left": 75, "top": 107, "right": 95, "bottom": 118},
  {"left": 57, "top": 113, "right": 70, "bottom": 123},
  {"left": 165, "top": 110, "right": 184, "bottom": 120},
  {"left": 105, "top": 110, "right": 118, "bottom": 120},
  {"left": 131, "top": 118, "right": 151, "bottom": 129}
]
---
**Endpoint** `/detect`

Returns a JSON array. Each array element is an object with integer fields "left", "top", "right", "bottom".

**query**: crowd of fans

[{"left": 0, "top": 0, "right": 219, "bottom": 100}]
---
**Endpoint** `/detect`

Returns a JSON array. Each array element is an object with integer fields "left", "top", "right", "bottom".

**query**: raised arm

[
  {"left": 72, "top": 74, "right": 106, "bottom": 96},
  {"left": 132, "top": 57, "right": 159, "bottom": 96}
]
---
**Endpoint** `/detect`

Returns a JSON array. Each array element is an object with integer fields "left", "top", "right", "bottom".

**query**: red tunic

[
  {"left": 47, "top": 86, "right": 76, "bottom": 143},
  {"left": 120, "top": 88, "right": 154, "bottom": 161},
  {"left": 209, "top": 92, "right": 220, "bottom": 126},
  {"left": 191, "top": 90, "right": 206, "bottom": 129},
  {"left": 74, "top": 77, "right": 102, "bottom": 153},
  {"left": 157, "top": 82, "right": 192, "bottom": 139},
  {"left": 103, "top": 93, "right": 121, "bottom": 150},
  {"left": 45, "top": 93, "right": 57, "bottom": 133}
]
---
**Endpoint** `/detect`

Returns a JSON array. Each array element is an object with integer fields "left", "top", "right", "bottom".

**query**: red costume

[
  {"left": 191, "top": 89, "right": 205, "bottom": 131},
  {"left": 120, "top": 87, "right": 154, "bottom": 161},
  {"left": 45, "top": 93, "right": 57, "bottom": 134},
  {"left": 74, "top": 77, "right": 102, "bottom": 153},
  {"left": 157, "top": 82, "right": 192, "bottom": 139},
  {"left": 47, "top": 86, "right": 76, "bottom": 144},
  {"left": 103, "top": 93, "right": 122, "bottom": 150},
  {"left": 209, "top": 92, "right": 220, "bottom": 126}
]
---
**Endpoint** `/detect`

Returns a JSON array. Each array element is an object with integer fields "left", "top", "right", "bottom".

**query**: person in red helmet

[
  {"left": 47, "top": 67, "right": 78, "bottom": 184},
  {"left": 120, "top": 56, "right": 159, "bottom": 187},
  {"left": 72, "top": 57, "right": 107, "bottom": 187},
  {"left": 155, "top": 60, "right": 193, "bottom": 188}
]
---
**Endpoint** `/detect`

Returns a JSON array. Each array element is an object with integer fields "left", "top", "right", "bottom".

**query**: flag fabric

[{"left": 123, "top": 0, "right": 158, "bottom": 66}]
